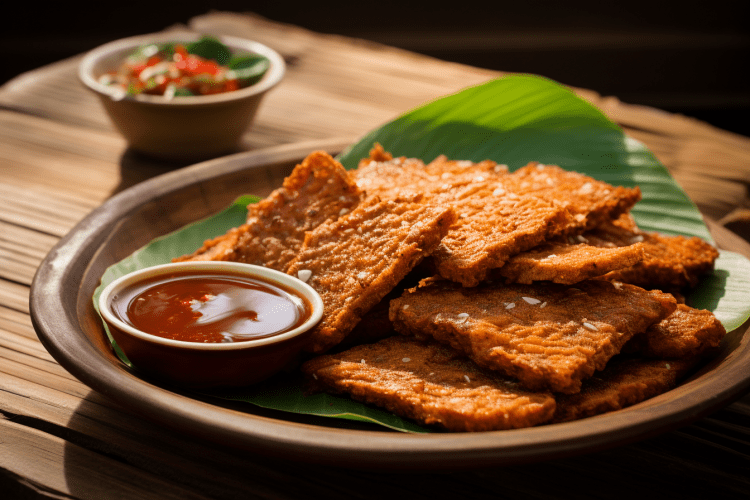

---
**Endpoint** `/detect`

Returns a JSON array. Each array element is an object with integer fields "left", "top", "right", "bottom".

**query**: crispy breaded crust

[
  {"left": 390, "top": 279, "right": 677, "bottom": 394},
  {"left": 602, "top": 234, "right": 719, "bottom": 289},
  {"left": 586, "top": 217, "right": 720, "bottom": 289},
  {"left": 356, "top": 154, "right": 502, "bottom": 203},
  {"left": 504, "top": 162, "right": 642, "bottom": 231},
  {"left": 503, "top": 213, "right": 720, "bottom": 290},
  {"left": 301, "top": 336, "right": 556, "bottom": 432},
  {"left": 431, "top": 192, "right": 576, "bottom": 286},
  {"left": 552, "top": 356, "right": 699, "bottom": 423},
  {"left": 364, "top": 143, "right": 393, "bottom": 163},
  {"left": 287, "top": 197, "right": 456, "bottom": 353},
  {"left": 175, "top": 151, "right": 362, "bottom": 271},
  {"left": 494, "top": 240, "right": 645, "bottom": 285},
  {"left": 355, "top": 155, "right": 427, "bottom": 200},
  {"left": 625, "top": 304, "right": 726, "bottom": 359},
  {"left": 356, "top": 154, "right": 575, "bottom": 286},
  {"left": 358, "top": 143, "right": 504, "bottom": 173}
]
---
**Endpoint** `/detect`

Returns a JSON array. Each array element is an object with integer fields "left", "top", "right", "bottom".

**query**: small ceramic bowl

[
  {"left": 79, "top": 31, "right": 285, "bottom": 161},
  {"left": 98, "top": 261, "right": 323, "bottom": 389}
]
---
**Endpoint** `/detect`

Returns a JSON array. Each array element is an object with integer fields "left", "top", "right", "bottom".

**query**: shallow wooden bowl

[{"left": 78, "top": 31, "right": 285, "bottom": 161}]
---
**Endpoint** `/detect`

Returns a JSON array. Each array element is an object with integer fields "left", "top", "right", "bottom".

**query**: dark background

[{"left": 3, "top": 1, "right": 748, "bottom": 135}]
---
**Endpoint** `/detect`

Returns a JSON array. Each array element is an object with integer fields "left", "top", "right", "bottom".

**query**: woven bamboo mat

[{"left": 1, "top": 11, "right": 750, "bottom": 499}]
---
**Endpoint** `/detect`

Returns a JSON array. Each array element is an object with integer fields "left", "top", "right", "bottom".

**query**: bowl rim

[
  {"left": 78, "top": 30, "right": 286, "bottom": 106},
  {"left": 98, "top": 261, "right": 324, "bottom": 351}
]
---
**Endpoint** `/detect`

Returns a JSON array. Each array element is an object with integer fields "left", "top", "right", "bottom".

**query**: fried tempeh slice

[
  {"left": 431, "top": 193, "right": 576, "bottom": 286},
  {"left": 356, "top": 152, "right": 504, "bottom": 203},
  {"left": 301, "top": 335, "right": 556, "bottom": 432},
  {"left": 602, "top": 232, "right": 719, "bottom": 289},
  {"left": 496, "top": 213, "right": 719, "bottom": 289},
  {"left": 175, "top": 151, "right": 362, "bottom": 271},
  {"left": 624, "top": 304, "right": 726, "bottom": 359},
  {"left": 286, "top": 197, "right": 456, "bottom": 353},
  {"left": 552, "top": 356, "right": 700, "bottom": 423},
  {"left": 493, "top": 239, "right": 646, "bottom": 285},
  {"left": 356, "top": 151, "right": 576, "bottom": 286},
  {"left": 503, "top": 162, "right": 642, "bottom": 231},
  {"left": 390, "top": 278, "right": 677, "bottom": 394},
  {"left": 356, "top": 148, "right": 646, "bottom": 286},
  {"left": 582, "top": 214, "right": 720, "bottom": 289}
]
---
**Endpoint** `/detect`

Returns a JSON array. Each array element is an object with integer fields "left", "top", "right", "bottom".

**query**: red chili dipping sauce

[{"left": 111, "top": 270, "right": 311, "bottom": 343}]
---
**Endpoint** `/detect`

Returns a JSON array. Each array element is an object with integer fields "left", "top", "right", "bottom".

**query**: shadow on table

[
  {"left": 114, "top": 144, "right": 251, "bottom": 195},
  {"left": 55, "top": 389, "right": 750, "bottom": 499},
  {"left": 113, "top": 148, "right": 192, "bottom": 195}
]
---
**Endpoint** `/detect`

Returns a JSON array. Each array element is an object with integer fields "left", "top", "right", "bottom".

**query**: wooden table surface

[{"left": 1, "top": 11, "right": 749, "bottom": 499}]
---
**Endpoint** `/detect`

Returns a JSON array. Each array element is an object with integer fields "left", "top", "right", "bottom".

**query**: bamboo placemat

[{"left": 1, "top": 11, "right": 749, "bottom": 499}]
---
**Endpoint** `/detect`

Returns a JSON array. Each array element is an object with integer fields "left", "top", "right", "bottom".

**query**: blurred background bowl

[{"left": 78, "top": 31, "right": 285, "bottom": 161}]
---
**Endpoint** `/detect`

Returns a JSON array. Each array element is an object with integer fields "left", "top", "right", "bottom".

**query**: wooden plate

[{"left": 30, "top": 139, "right": 750, "bottom": 470}]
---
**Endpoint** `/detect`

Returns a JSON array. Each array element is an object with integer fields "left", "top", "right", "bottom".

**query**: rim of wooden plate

[{"left": 30, "top": 138, "right": 750, "bottom": 471}]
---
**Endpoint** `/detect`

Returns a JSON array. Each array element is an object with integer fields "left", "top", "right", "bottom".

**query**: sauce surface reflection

[{"left": 112, "top": 271, "right": 311, "bottom": 343}]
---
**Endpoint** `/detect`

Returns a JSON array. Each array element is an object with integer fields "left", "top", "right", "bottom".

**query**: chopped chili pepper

[{"left": 98, "top": 36, "right": 269, "bottom": 98}]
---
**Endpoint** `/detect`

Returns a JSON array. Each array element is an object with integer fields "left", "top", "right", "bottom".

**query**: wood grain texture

[{"left": 0, "top": 10, "right": 749, "bottom": 499}]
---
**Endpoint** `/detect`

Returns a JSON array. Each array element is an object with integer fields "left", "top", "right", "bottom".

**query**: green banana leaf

[
  {"left": 229, "top": 54, "right": 271, "bottom": 87},
  {"left": 95, "top": 74, "right": 750, "bottom": 433},
  {"left": 186, "top": 36, "right": 232, "bottom": 66}
]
